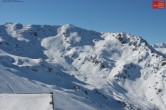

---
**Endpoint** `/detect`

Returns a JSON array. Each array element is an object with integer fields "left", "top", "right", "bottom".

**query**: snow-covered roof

[{"left": 0, "top": 94, "right": 53, "bottom": 110}]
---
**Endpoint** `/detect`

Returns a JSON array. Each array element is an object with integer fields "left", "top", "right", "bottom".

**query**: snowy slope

[{"left": 0, "top": 23, "right": 166, "bottom": 110}]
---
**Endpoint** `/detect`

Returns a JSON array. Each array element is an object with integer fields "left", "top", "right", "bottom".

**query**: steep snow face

[
  {"left": 0, "top": 23, "right": 166, "bottom": 110},
  {"left": 0, "top": 23, "right": 59, "bottom": 58}
]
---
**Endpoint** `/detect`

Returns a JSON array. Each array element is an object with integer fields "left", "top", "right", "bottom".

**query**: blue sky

[{"left": 0, "top": 0, "right": 165, "bottom": 44}]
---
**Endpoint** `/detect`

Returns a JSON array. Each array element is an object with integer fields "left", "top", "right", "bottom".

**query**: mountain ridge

[{"left": 0, "top": 23, "right": 166, "bottom": 110}]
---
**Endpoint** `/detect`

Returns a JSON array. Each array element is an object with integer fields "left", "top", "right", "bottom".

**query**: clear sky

[{"left": 0, "top": 0, "right": 166, "bottom": 44}]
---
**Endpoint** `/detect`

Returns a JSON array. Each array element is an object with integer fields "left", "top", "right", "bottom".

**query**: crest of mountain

[{"left": 0, "top": 23, "right": 166, "bottom": 110}]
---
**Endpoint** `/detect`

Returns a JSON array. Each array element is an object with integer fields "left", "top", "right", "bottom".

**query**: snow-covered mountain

[
  {"left": 152, "top": 42, "right": 166, "bottom": 55},
  {"left": 0, "top": 23, "right": 166, "bottom": 110}
]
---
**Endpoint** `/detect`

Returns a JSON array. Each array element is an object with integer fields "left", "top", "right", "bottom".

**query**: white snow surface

[
  {"left": 0, "top": 94, "right": 53, "bottom": 110},
  {"left": 0, "top": 23, "right": 166, "bottom": 110}
]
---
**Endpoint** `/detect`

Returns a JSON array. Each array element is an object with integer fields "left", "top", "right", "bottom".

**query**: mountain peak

[
  {"left": 62, "top": 24, "right": 75, "bottom": 29},
  {"left": 0, "top": 23, "right": 166, "bottom": 110}
]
